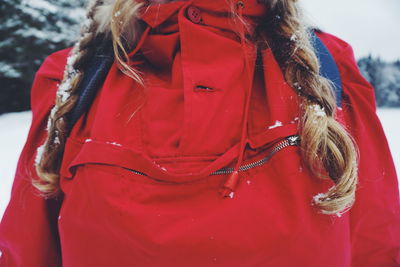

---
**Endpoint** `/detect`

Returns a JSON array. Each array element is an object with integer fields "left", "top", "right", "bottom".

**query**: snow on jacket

[{"left": 1, "top": 0, "right": 400, "bottom": 266}]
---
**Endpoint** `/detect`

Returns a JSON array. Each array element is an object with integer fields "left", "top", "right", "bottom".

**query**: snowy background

[{"left": 1, "top": 0, "right": 400, "bottom": 220}]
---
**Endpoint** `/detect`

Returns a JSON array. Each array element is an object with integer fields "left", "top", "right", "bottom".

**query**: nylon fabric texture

[{"left": 1, "top": 0, "right": 399, "bottom": 266}]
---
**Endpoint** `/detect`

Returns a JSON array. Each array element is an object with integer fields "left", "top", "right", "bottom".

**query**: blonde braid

[
  {"left": 260, "top": 0, "right": 359, "bottom": 216},
  {"left": 33, "top": 0, "right": 146, "bottom": 197},
  {"left": 33, "top": 0, "right": 105, "bottom": 197}
]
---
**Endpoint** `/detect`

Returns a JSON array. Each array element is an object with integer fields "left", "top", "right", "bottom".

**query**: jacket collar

[{"left": 138, "top": 0, "right": 268, "bottom": 36}]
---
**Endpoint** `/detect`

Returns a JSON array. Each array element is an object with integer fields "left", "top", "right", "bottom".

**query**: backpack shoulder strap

[
  {"left": 66, "top": 43, "right": 115, "bottom": 134},
  {"left": 310, "top": 29, "right": 343, "bottom": 108}
]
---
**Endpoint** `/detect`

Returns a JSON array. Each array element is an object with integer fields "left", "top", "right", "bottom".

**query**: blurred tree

[
  {"left": 0, "top": 0, "right": 85, "bottom": 114},
  {"left": 358, "top": 55, "right": 400, "bottom": 107}
]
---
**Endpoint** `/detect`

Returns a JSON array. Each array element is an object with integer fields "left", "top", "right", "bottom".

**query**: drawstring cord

[{"left": 219, "top": 0, "right": 255, "bottom": 198}]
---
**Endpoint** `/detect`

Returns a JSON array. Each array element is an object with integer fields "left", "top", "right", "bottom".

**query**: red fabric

[{"left": 1, "top": 0, "right": 399, "bottom": 266}]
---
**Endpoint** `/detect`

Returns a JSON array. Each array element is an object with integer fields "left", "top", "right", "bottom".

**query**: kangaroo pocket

[
  {"left": 59, "top": 130, "right": 302, "bottom": 188},
  {"left": 58, "top": 134, "right": 350, "bottom": 267}
]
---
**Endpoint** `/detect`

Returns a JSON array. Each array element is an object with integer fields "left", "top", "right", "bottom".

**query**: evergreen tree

[
  {"left": 0, "top": 0, "right": 85, "bottom": 114},
  {"left": 358, "top": 55, "right": 400, "bottom": 107}
]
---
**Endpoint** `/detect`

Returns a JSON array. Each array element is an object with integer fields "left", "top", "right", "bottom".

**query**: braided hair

[
  {"left": 33, "top": 0, "right": 144, "bottom": 196},
  {"left": 258, "top": 0, "right": 359, "bottom": 216}
]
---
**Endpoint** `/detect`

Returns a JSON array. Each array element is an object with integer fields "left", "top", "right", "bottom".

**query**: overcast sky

[{"left": 301, "top": 0, "right": 400, "bottom": 61}]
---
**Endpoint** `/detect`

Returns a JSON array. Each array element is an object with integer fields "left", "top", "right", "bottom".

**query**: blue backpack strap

[
  {"left": 310, "top": 29, "right": 343, "bottom": 108},
  {"left": 66, "top": 43, "right": 115, "bottom": 133}
]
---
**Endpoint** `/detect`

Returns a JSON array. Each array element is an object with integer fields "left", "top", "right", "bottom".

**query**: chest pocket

[{"left": 59, "top": 134, "right": 308, "bottom": 196}]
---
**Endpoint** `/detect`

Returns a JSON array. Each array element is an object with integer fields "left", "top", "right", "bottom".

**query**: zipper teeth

[
  {"left": 125, "top": 135, "right": 300, "bottom": 177},
  {"left": 126, "top": 169, "right": 147, "bottom": 176},
  {"left": 210, "top": 135, "right": 300, "bottom": 175}
]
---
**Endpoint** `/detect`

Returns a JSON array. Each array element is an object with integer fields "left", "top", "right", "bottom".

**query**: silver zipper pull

[{"left": 286, "top": 135, "right": 300, "bottom": 146}]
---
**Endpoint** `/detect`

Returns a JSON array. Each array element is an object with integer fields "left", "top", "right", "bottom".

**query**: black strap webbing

[{"left": 66, "top": 45, "right": 114, "bottom": 133}]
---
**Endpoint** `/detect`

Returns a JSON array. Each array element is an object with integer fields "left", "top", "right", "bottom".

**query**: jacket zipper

[
  {"left": 210, "top": 135, "right": 300, "bottom": 175},
  {"left": 122, "top": 135, "right": 300, "bottom": 177}
]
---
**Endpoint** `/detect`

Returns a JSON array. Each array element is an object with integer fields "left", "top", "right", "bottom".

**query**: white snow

[
  {"left": 160, "top": 166, "right": 167, "bottom": 171},
  {"left": 114, "top": 10, "right": 121, "bottom": 17},
  {"left": 293, "top": 82, "right": 302, "bottom": 91},
  {"left": 0, "top": 111, "right": 32, "bottom": 221},
  {"left": 14, "top": 0, "right": 85, "bottom": 45},
  {"left": 21, "top": 0, "right": 58, "bottom": 13},
  {"left": 310, "top": 104, "right": 326, "bottom": 117},
  {"left": 312, "top": 192, "right": 326, "bottom": 203},
  {"left": 268, "top": 120, "right": 283, "bottom": 129},
  {"left": 0, "top": 109, "right": 400, "bottom": 221},
  {"left": 54, "top": 136, "right": 60, "bottom": 144},
  {"left": 56, "top": 76, "right": 73, "bottom": 102},
  {"left": 105, "top": 141, "right": 122, "bottom": 147},
  {"left": 376, "top": 108, "right": 400, "bottom": 172},
  {"left": 0, "top": 62, "right": 21, "bottom": 78},
  {"left": 34, "top": 144, "right": 45, "bottom": 166},
  {"left": 66, "top": 54, "right": 78, "bottom": 68}
]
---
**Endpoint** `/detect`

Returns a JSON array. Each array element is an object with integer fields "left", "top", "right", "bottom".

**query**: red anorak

[{"left": 1, "top": 0, "right": 400, "bottom": 266}]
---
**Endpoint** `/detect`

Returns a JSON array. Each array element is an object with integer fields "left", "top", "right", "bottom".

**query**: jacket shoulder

[
  {"left": 314, "top": 30, "right": 361, "bottom": 79},
  {"left": 313, "top": 30, "right": 366, "bottom": 84},
  {"left": 36, "top": 47, "right": 72, "bottom": 81},
  {"left": 314, "top": 30, "right": 353, "bottom": 57},
  {"left": 31, "top": 48, "right": 72, "bottom": 116},
  {"left": 0, "top": 49, "right": 70, "bottom": 267},
  {"left": 314, "top": 31, "right": 364, "bottom": 81}
]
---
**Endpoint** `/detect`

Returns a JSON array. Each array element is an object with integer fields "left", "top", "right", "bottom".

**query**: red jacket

[{"left": 1, "top": 0, "right": 400, "bottom": 266}]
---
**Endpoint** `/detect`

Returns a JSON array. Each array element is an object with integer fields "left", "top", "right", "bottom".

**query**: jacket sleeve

[
  {"left": 322, "top": 33, "right": 400, "bottom": 266},
  {"left": 0, "top": 48, "right": 70, "bottom": 267}
]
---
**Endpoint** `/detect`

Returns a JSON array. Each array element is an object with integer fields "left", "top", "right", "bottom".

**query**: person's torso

[{"left": 57, "top": 0, "right": 350, "bottom": 266}]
